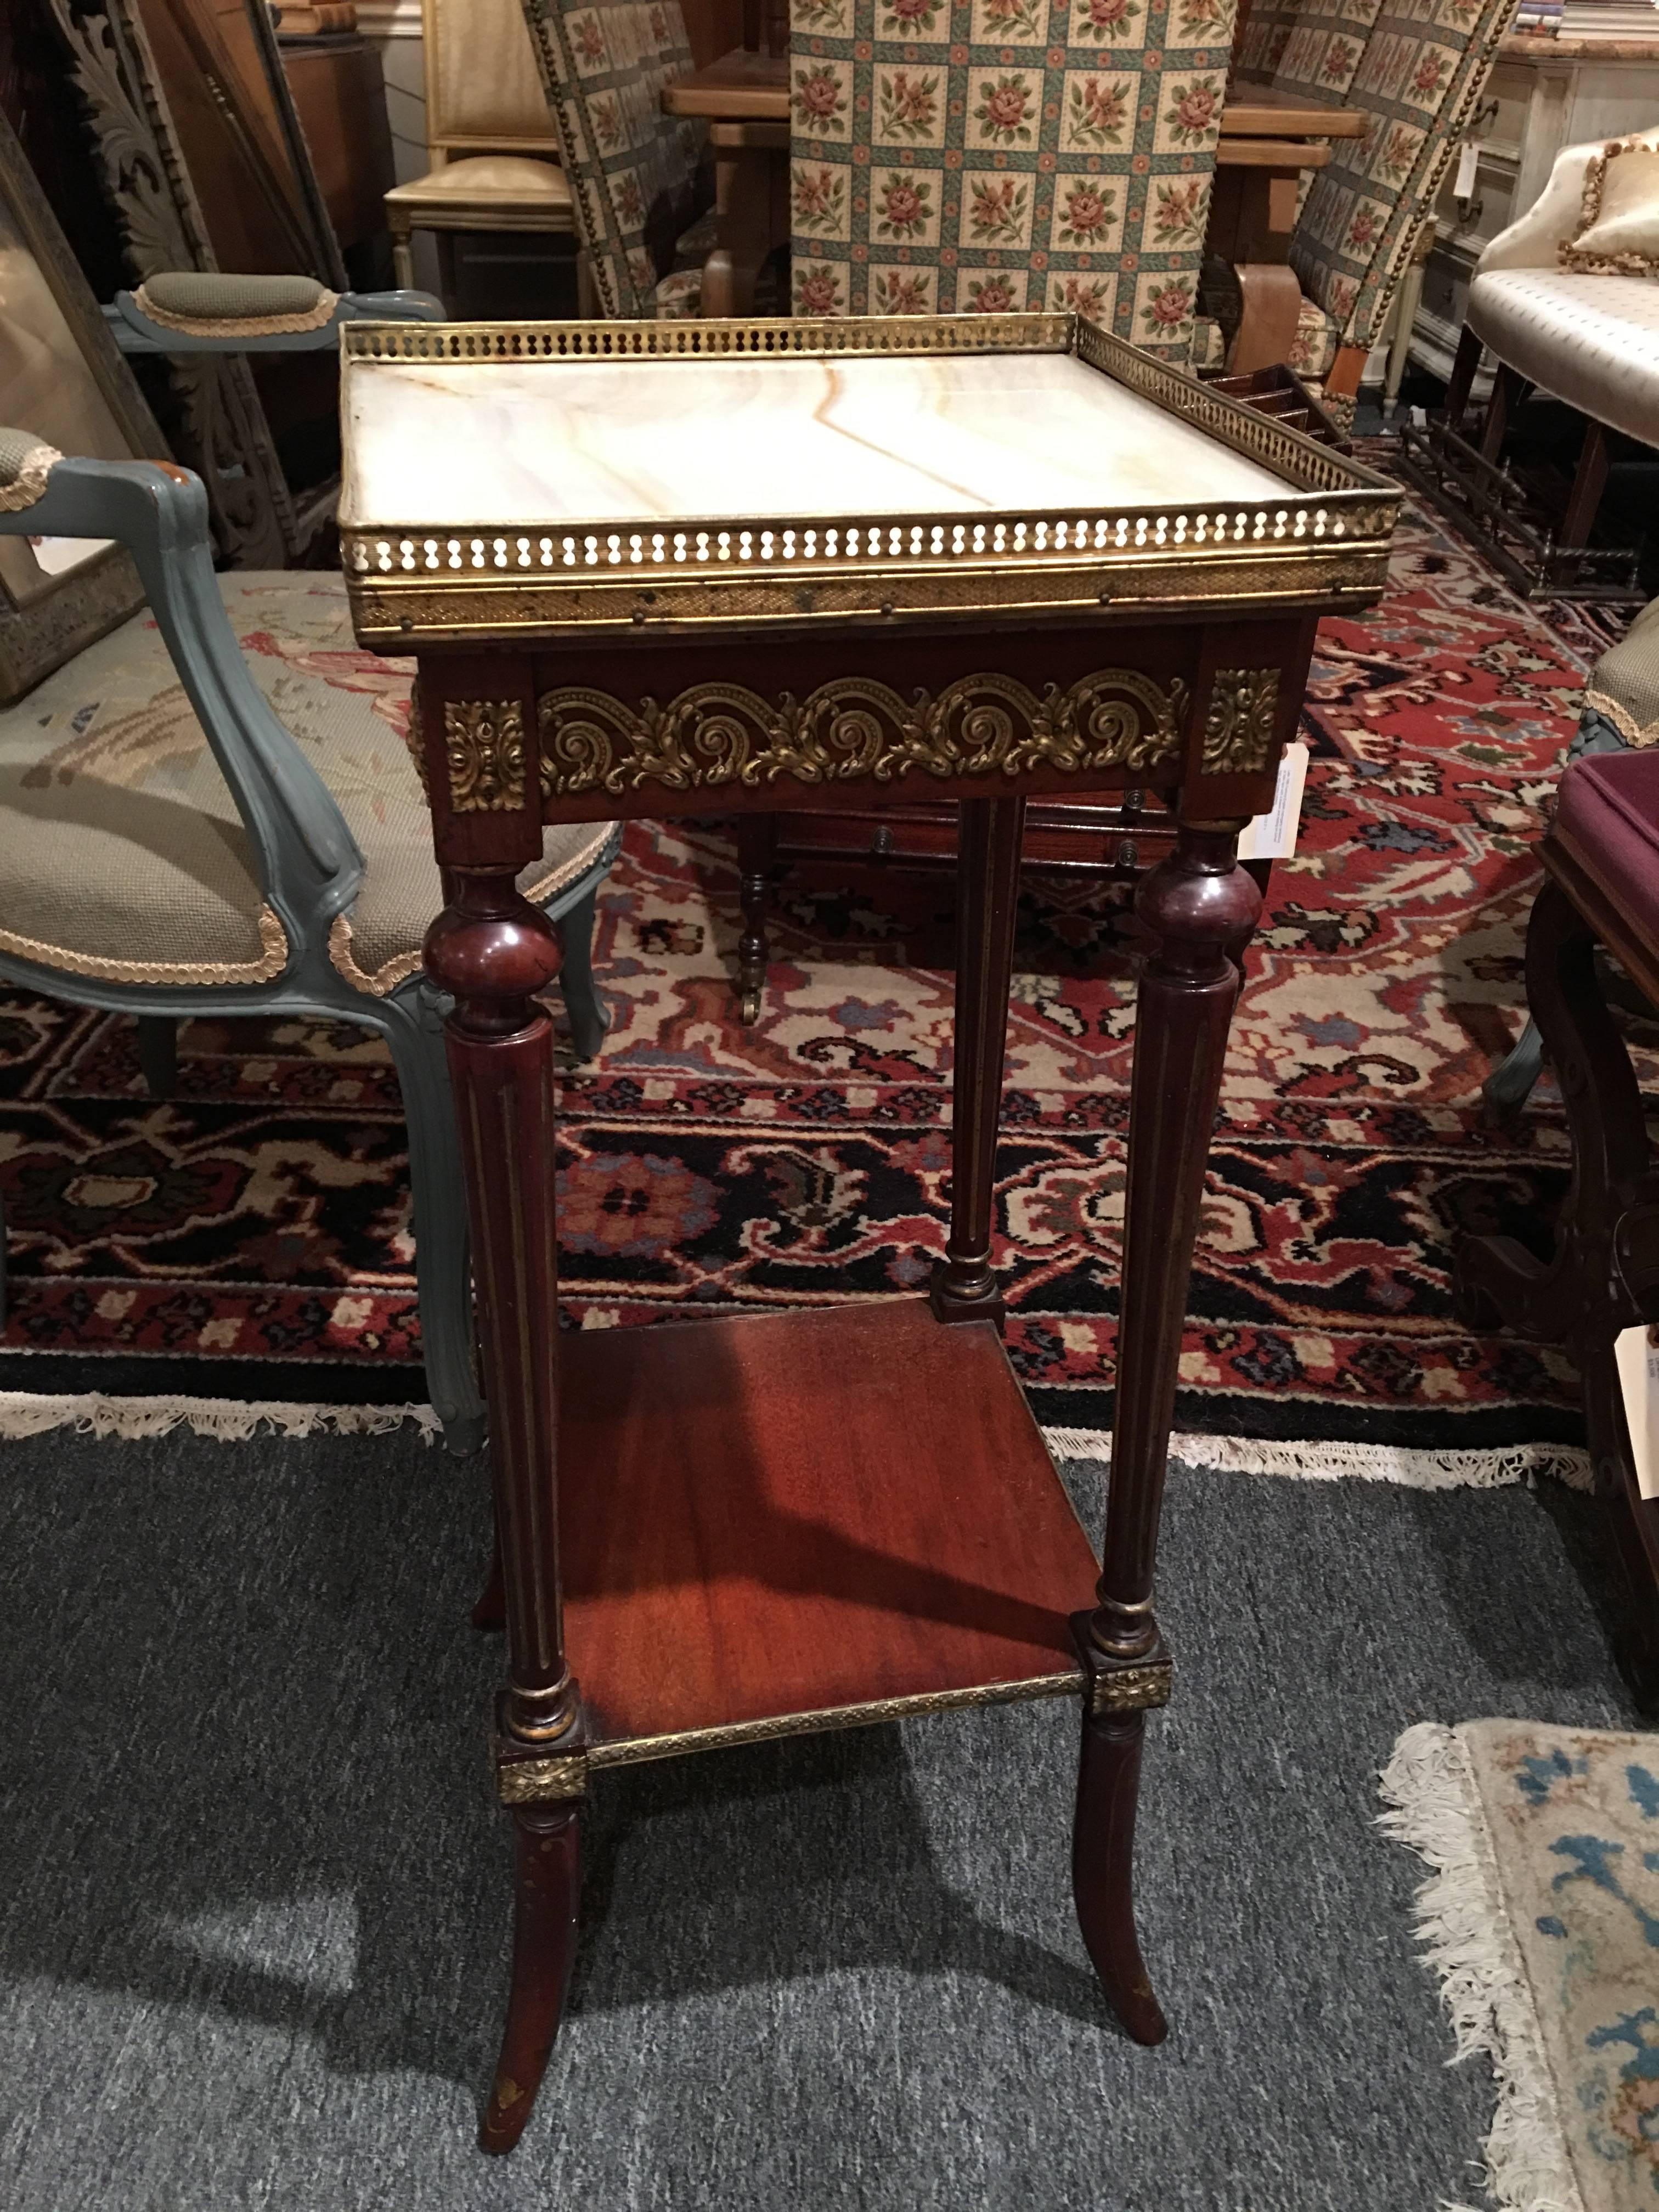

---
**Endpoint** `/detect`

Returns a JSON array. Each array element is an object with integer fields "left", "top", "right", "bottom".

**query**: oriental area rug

[
  {"left": 0, "top": 492, "right": 1629, "bottom": 1468},
  {"left": 1381, "top": 1720, "right": 1659, "bottom": 2212}
]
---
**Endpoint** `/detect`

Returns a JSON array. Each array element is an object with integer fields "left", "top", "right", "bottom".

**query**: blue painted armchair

[{"left": 0, "top": 404, "right": 619, "bottom": 1455}]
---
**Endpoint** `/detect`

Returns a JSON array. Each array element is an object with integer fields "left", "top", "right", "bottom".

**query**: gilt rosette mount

[{"left": 338, "top": 314, "right": 1401, "bottom": 647}]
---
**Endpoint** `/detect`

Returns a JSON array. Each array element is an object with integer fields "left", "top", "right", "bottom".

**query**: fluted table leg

[
  {"left": 1072, "top": 818, "right": 1260, "bottom": 2042},
  {"left": 932, "top": 796, "right": 1025, "bottom": 1328},
  {"left": 426, "top": 864, "right": 586, "bottom": 2154}
]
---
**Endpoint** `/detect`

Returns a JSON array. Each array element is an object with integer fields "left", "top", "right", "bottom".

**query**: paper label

[
  {"left": 1614, "top": 1324, "right": 1659, "bottom": 1502},
  {"left": 1236, "top": 741, "right": 1308, "bottom": 863},
  {"left": 27, "top": 534, "right": 111, "bottom": 578},
  {"left": 1453, "top": 139, "right": 1482, "bottom": 199}
]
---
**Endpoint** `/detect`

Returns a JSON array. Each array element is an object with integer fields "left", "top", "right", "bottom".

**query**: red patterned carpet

[{"left": 0, "top": 487, "right": 1622, "bottom": 1451}]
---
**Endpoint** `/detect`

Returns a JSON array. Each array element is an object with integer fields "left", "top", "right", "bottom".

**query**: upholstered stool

[
  {"left": 1458, "top": 744, "right": 1659, "bottom": 1707},
  {"left": 1485, "top": 596, "right": 1659, "bottom": 1114}
]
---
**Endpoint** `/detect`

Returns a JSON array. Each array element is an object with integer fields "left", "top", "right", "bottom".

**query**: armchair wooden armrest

[{"left": 104, "top": 276, "right": 442, "bottom": 356}]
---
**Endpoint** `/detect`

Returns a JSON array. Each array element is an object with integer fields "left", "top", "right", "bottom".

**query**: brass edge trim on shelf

[
  {"left": 585, "top": 1671, "right": 1087, "bottom": 1771},
  {"left": 1085, "top": 1660, "right": 1174, "bottom": 1718}
]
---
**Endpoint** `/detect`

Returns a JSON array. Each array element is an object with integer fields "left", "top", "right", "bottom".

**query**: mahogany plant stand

[{"left": 338, "top": 309, "right": 1398, "bottom": 2152}]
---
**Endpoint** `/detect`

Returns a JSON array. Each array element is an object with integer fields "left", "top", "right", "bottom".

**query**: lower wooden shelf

[{"left": 557, "top": 1298, "right": 1097, "bottom": 1763}]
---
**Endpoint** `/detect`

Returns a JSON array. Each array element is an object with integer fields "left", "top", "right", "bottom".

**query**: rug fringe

[
  {"left": 0, "top": 1392, "right": 1591, "bottom": 1485},
  {"left": 1040, "top": 1428, "right": 1593, "bottom": 1492},
  {"left": 0, "top": 1391, "right": 441, "bottom": 1443},
  {"left": 1379, "top": 1722, "right": 1585, "bottom": 2212}
]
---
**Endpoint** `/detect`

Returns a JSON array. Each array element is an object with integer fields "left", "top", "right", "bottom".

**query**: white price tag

[
  {"left": 1615, "top": 1324, "right": 1659, "bottom": 1502},
  {"left": 1235, "top": 741, "right": 1308, "bottom": 863},
  {"left": 1453, "top": 139, "right": 1482, "bottom": 200}
]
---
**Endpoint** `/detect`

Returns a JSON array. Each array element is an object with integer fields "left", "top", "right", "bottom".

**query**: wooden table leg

[
  {"left": 425, "top": 864, "right": 585, "bottom": 2155},
  {"left": 932, "top": 795, "right": 1025, "bottom": 1327},
  {"left": 1071, "top": 818, "right": 1260, "bottom": 2043},
  {"left": 736, "top": 810, "right": 777, "bottom": 1023},
  {"left": 701, "top": 142, "right": 781, "bottom": 317}
]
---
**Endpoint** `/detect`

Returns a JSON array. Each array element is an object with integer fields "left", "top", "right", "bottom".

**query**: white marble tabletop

[{"left": 340, "top": 350, "right": 1296, "bottom": 532}]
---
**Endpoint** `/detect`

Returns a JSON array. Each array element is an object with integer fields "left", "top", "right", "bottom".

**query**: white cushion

[
  {"left": 1466, "top": 269, "right": 1659, "bottom": 449},
  {"left": 385, "top": 155, "right": 573, "bottom": 215}
]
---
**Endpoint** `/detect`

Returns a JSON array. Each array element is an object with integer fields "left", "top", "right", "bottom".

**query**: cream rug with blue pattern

[{"left": 1383, "top": 1722, "right": 1659, "bottom": 2212}]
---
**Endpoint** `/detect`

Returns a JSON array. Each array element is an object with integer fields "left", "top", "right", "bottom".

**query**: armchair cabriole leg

[
  {"left": 931, "top": 796, "right": 1025, "bottom": 1327},
  {"left": 425, "top": 864, "right": 585, "bottom": 2154},
  {"left": 1073, "top": 820, "right": 1259, "bottom": 2042}
]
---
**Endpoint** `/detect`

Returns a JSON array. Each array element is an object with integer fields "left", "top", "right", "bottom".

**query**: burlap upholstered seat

[{"left": 0, "top": 571, "right": 613, "bottom": 995}]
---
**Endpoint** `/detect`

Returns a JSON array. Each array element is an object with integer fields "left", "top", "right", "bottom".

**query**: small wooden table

[
  {"left": 339, "top": 312, "right": 1399, "bottom": 2154},
  {"left": 662, "top": 49, "right": 789, "bottom": 314},
  {"left": 1208, "top": 95, "right": 1366, "bottom": 374}
]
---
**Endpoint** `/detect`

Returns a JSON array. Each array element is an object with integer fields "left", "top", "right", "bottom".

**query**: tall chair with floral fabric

[
  {"left": 517, "top": 0, "right": 714, "bottom": 316},
  {"left": 1282, "top": 0, "right": 1520, "bottom": 415},
  {"left": 789, "top": 0, "right": 1239, "bottom": 360}
]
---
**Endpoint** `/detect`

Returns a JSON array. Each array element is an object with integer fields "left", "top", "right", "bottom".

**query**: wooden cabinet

[{"left": 280, "top": 33, "right": 398, "bottom": 290}]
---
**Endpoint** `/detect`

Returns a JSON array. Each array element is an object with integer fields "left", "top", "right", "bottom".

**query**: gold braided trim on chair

[
  {"left": 1584, "top": 685, "right": 1659, "bottom": 749},
  {"left": 326, "top": 919, "right": 426, "bottom": 999},
  {"left": 1559, "top": 129, "right": 1659, "bottom": 276},
  {"left": 326, "top": 830, "right": 617, "bottom": 997},
  {"left": 0, "top": 432, "right": 63, "bottom": 514},
  {"left": 132, "top": 274, "right": 340, "bottom": 337},
  {"left": 0, "top": 904, "right": 288, "bottom": 986}
]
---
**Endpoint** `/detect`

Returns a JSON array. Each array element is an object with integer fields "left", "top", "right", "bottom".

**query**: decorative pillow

[{"left": 1560, "top": 126, "right": 1659, "bottom": 276}]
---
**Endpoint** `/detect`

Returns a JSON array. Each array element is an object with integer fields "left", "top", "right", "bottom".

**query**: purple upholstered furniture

[{"left": 1457, "top": 748, "right": 1659, "bottom": 1708}]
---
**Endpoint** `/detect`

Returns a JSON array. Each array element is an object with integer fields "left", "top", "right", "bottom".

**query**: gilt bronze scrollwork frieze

[
  {"left": 445, "top": 698, "right": 527, "bottom": 812},
  {"left": 1199, "top": 668, "right": 1280, "bottom": 778},
  {"left": 535, "top": 670, "right": 1188, "bottom": 802}
]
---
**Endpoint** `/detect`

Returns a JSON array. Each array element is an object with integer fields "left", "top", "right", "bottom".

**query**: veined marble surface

[{"left": 340, "top": 351, "right": 1296, "bottom": 531}]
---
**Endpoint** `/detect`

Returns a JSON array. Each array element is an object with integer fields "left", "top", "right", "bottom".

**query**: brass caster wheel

[{"left": 740, "top": 989, "right": 761, "bottom": 1025}]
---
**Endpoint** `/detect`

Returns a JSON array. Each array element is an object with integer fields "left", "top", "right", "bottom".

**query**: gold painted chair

[{"left": 384, "top": 0, "right": 578, "bottom": 303}]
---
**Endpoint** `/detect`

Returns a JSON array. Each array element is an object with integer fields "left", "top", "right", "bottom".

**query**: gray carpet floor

[{"left": 0, "top": 1425, "right": 1640, "bottom": 2211}]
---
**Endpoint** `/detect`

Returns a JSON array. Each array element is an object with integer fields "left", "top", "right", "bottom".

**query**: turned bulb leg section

[
  {"left": 1070, "top": 818, "right": 1259, "bottom": 2039},
  {"left": 481, "top": 1802, "right": 583, "bottom": 2154},
  {"left": 1072, "top": 1705, "right": 1167, "bottom": 2046},
  {"left": 932, "top": 796, "right": 1025, "bottom": 1326}
]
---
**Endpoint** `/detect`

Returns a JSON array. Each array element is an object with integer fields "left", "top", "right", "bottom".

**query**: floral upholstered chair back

[
  {"left": 1268, "top": 0, "right": 1383, "bottom": 100},
  {"left": 788, "top": 0, "right": 1239, "bottom": 362},
  {"left": 519, "top": 0, "right": 708, "bottom": 315},
  {"left": 1288, "top": 0, "right": 1520, "bottom": 380}
]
